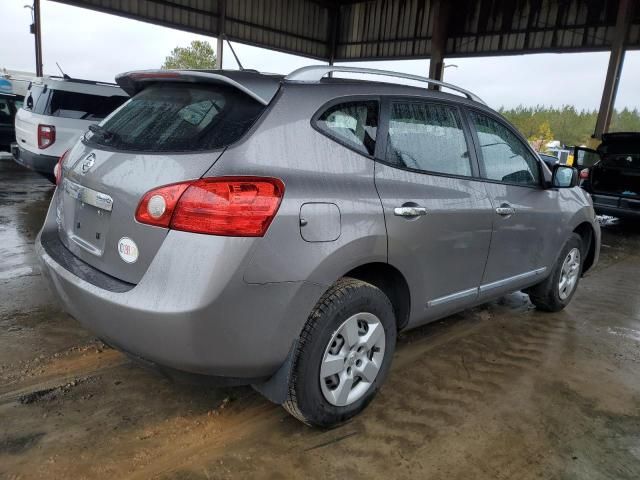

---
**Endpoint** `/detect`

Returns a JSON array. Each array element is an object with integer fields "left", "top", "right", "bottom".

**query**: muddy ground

[{"left": 1, "top": 159, "right": 639, "bottom": 479}]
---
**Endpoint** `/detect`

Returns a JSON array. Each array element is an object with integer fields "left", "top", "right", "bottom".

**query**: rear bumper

[
  {"left": 14, "top": 145, "right": 57, "bottom": 176},
  {"left": 592, "top": 193, "right": 640, "bottom": 219},
  {"left": 36, "top": 227, "right": 325, "bottom": 381}
]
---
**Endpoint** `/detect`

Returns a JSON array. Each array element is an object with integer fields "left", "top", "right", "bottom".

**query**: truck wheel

[
  {"left": 528, "top": 233, "right": 584, "bottom": 312},
  {"left": 283, "top": 278, "right": 396, "bottom": 427}
]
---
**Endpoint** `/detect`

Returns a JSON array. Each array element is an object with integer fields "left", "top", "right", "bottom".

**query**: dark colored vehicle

[
  {"left": 576, "top": 133, "right": 640, "bottom": 219},
  {"left": 0, "top": 93, "right": 24, "bottom": 151},
  {"left": 539, "top": 153, "right": 559, "bottom": 170}
]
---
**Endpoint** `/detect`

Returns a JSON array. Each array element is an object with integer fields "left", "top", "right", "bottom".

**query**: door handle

[
  {"left": 394, "top": 206, "right": 427, "bottom": 217},
  {"left": 495, "top": 205, "right": 515, "bottom": 216}
]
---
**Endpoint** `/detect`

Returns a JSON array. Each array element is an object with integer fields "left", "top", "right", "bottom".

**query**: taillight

[
  {"left": 135, "top": 177, "right": 285, "bottom": 237},
  {"left": 135, "top": 183, "right": 191, "bottom": 228},
  {"left": 579, "top": 168, "right": 590, "bottom": 180},
  {"left": 53, "top": 150, "right": 69, "bottom": 185},
  {"left": 38, "top": 124, "right": 56, "bottom": 149}
]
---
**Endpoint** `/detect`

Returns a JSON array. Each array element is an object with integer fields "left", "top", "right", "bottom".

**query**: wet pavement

[{"left": 1, "top": 159, "right": 639, "bottom": 479}]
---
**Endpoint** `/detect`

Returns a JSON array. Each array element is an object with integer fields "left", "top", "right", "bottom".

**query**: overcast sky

[{"left": 1, "top": 0, "right": 638, "bottom": 111}]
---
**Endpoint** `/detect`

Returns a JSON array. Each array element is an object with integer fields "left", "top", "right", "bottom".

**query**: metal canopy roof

[{"left": 53, "top": 0, "right": 640, "bottom": 61}]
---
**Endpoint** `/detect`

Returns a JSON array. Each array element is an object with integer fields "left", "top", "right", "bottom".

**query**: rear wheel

[
  {"left": 528, "top": 233, "right": 584, "bottom": 312},
  {"left": 284, "top": 278, "right": 396, "bottom": 427}
]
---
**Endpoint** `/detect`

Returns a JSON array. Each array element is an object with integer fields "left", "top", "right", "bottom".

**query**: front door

[
  {"left": 374, "top": 99, "right": 494, "bottom": 327},
  {"left": 466, "top": 109, "right": 561, "bottom": 299}
]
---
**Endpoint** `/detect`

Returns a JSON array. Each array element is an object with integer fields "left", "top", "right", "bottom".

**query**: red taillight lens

[
  {"left": 579, "top": 168, "right": 590, "bottom": 180},
  {"left": 135, "top": 183, "right": 191, "bottom": 228},
  {"left": 135, "top": 177, "right": 285, "bottom": 237},
  {"left": 54, "top": 149, "right": 69, "bottom": 185},
  {"left": 37, "top": 124, "right": 56, "bottom": 149}
]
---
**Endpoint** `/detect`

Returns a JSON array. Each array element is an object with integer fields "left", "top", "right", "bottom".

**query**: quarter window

[
  {"left": 470, "top": 111, "right": 540, "bottom": 186},
  {"left": 385, "top": 102, "right": 472, "bottom": 176},
  {"left": 316, "top": 101, "right": 378, "bottom": 155}
]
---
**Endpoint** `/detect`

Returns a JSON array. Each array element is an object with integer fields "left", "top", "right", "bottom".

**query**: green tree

[
  {"left": 500, "top": 105, "right": 640, "bottom": 147},
  {"left": 161, "top": 40, "right": 217, "bottom": 70},
  {"left": 528, "top": 120, "right": 554, "bottom": 152}
]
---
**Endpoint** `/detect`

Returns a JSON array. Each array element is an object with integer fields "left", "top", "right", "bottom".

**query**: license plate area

[{"left": 59, "top": 179, "right": 113, "bottom": 256}]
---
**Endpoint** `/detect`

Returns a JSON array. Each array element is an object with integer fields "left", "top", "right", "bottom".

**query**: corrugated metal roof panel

[{"left": 52, "top": 0, "right": 640, "bottom": 61}]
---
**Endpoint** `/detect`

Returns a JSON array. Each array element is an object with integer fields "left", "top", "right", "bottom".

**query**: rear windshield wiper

[{"left": 88, "top": 124, "right": 117, "bottom": 143}]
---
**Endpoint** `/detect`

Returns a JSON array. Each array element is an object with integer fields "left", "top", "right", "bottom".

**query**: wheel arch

[
  {"left": 343, "top": 262, "right": 411, "bottom": 330},
  {"left": 573, "top": 221, "right": 597, "bottom": 274}
]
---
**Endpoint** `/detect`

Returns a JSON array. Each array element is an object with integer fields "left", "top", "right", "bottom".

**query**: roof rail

[{"left": 285, "top": 66, "right": 485, "bottom": 104}]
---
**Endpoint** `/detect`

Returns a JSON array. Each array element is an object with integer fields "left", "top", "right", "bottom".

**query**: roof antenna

[
  {"left": 56, "top": 62, "right": 71, "bottom": 80},
  {"left": 224, "top": 35, "right": 244, "bottom": 71}
]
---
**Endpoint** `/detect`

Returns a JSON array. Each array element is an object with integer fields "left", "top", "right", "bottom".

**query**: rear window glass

[
  {"left": 84, "top": 84, "right": 265, "bottom": 152},
  {"left": 27, "top": 87, "right": 127, "bottom": 120},
  {"left": 48, "top": 91, "right": 127, "bottom": 120}
]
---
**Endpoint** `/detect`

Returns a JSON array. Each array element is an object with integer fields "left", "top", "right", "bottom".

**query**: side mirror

[
  {"left": 552, "top": 164, "right": 578, "bottom": 188},
  {"left": 573, "top": 146, "right": 601, "bottom": 169}
]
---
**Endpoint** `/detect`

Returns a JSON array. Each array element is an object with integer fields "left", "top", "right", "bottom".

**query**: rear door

[
  {"left": 57, "top": 82, "right": 267, "bottom": 284},
  {"left": 466, "top": 109, "right": 559, "bottom": 299},
  {"left": 374, "top": 98, "right": 493, "bottom": 326}
]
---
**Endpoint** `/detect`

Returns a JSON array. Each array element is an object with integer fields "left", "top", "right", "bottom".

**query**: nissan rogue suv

[
  {"left": 36, "top": 66, "right": 600, "bottom": 427},
  {"left": 14, "top": 76, "right": 127, "bottom": 181}
]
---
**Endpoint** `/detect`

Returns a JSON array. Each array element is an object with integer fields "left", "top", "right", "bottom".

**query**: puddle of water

[{"left": 606, "top": 326, "right": 640, "bottom": 343}]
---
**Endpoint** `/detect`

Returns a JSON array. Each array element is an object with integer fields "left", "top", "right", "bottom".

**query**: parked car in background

[
  {"left": 576, "top": 133, "right": 640, "bottom": 219},
  {"left": 546, "top": 146, "right": 574, "bottom": 166},
  {"left": 14, "top": 77, "right": 127, "bottom": 181},
  {"left": 0, "top": 92, "right": 23, "bottom": 151},
  {"left": 37, "top": 66, "right": 600, "bottom": 427}
]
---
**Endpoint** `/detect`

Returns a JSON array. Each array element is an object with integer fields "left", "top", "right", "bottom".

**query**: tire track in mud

[
  {"left": 319, "top": 311, "right": 576, "bottom": 479},
  {"left": 144, "top": 306, "right": 578, "bottom": 479}
]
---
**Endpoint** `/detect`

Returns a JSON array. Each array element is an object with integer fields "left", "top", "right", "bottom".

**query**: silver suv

[{"left": 37, "top": 66, "right": 600, "bottom": 427}]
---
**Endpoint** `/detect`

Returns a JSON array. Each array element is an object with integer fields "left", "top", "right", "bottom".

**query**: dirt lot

[{"left": 1, "top": 159, "right": 639, "bottom": 480}]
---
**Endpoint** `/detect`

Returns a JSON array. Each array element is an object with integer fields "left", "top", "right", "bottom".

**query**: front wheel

[
  {"left": 283, "top": 278, "right": 396, "bottom": 427},
  {"left": 528, "top": 233, "right": 584, "bottom": 312}
]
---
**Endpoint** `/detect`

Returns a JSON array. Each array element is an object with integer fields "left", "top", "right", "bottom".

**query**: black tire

[
  {"left": 528, "top": 233, "right": 584, "bottom": 312},
  {"left": 283, "top": 277, "right": 396, "bottom": 428}
]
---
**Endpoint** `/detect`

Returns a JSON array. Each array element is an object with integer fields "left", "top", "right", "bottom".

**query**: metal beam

[
  {"left": 593, "top": 0, "right": 635, "bottom": 139},
  {"left": 327, "top": 2, "right": 339, "bottom": 66},
  {"left": 34, "top": 0, "right": 43, "bottom": 77},
  {"left": 217, "top": 0, "right": 226, "bottom": 69},
  {"left": 428, "top": 0, "right": 450, "bottom": 88}
]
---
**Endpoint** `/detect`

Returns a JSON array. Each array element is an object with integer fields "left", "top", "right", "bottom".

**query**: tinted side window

[
  {"left": 24, "top": 85, "right": 43, "bottom": 111},
  {"left": 386, "top": 102, "right": 472, "bottom": 176},
  {"left": 34, "top": 89, "right": 51, "bottom": 114},
  {"left": 470, "top": 111, "right": 540, "bottom": 186},
  {"left": 316, "top": 101, "right": 378, "bottom": 155},
  {"left": 48, "top": 91, "right": 128, "bottom": 120}
]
